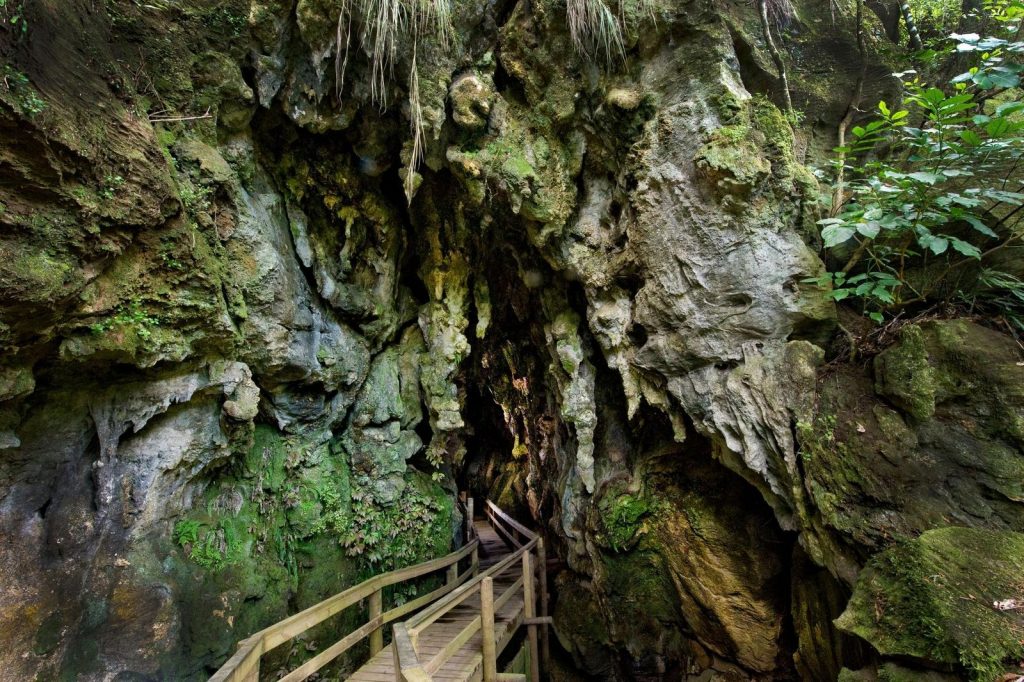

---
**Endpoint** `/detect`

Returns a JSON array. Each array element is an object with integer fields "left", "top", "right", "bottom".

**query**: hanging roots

[
  {"left": 567, "top": 0, "right": 625, "bottom": 65},
  {"left": 335, "top": 0, "right": 454, "bottom": 203}
]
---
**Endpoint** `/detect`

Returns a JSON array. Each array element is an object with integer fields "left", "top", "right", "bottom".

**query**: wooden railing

[
  {"left": 209, "top": 498, "right": 480, "bottom": 682},
  {"left": 393, "top": 500, "right": 549, "bottom": 682}
]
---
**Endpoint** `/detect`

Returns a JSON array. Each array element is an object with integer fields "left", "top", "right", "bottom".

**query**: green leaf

[
  {"left": 822, "top": 224, "right": 856, "bottom": 247},
  {"left": 908, "top": 171, "right": 943, "bottom": 185},
  {"left": 869, "top": 312, "right": 884, "bottom": 323},
  {"left": 964, "top": 215, "right": 997, "bottom": 237},
  {"left": 831, "top": 289, "right": 853, "bottom": 301},
  {"left": 919, "top": 234, "right": 949, "bottom": 255},
  {"left": 923, "top": 88, "right": 945, "bottom": 105},
  {"left": 985, "top": 118, "right": 1012, "bottom": 137},
  {"left": 948, "top": 237, "right": 981, "bottom": 258},
  {"left": 857, "top": 223, "right": 880, "bottom": 239},
  {"left": 989, "top": 71, "right": 1021, "bottom": 88},
  {"left": 878, "top": 100, "right": 890, "bottom": 116},
  {"left": 995, "top": 101, "right": 1024, "bottom": 117},
  {"left": 960, "top": 129, "right": 982, "bottom": 146},
  {"left": 872, "top": 286, "right": 895, "bottom": 304}
]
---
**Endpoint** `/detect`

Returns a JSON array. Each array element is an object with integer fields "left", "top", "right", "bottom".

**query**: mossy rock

[
  {"left": 836, "top": 527, "right": 1024, "bottom": 680},
  {"left": 694, "top": 124, "right": 771, "bottom": 199},
  {"left": 596, "top": 486, "right": 656, "bottom": 551}
]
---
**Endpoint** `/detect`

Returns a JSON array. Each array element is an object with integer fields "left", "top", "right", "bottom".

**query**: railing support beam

[
  {"left": 481, "top": 577, "right": 497, "bottom": 682},
  {"left": 522, "top": 550, "right": 540, "bottom": 682},
  {"left": 537, "top": 538, "right": 550, "bottom": 674},
  {"left": 369, "top": 589, "right": 384, "bottom": 656}
]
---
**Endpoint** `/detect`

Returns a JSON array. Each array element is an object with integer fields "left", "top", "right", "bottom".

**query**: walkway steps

[{"left": 348, "top": 520, "right": 518, "bottom": 682}]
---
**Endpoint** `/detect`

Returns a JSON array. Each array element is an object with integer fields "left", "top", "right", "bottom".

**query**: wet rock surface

[{"left": 0, "top": 0, "right": 1021, "bottom": 680}]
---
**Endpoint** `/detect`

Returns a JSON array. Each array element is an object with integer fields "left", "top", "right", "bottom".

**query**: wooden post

[
  {"left": 481, "top": 577, "right": 497, "bottom": 682},
  {"left": 446, "top": 563, "right": 459, "bottom": 585},
  {"left": 537, "top": 538, "right": 550, "bottom": 673},
  {"left": 369, "top": 589, "right": 383, "bottom": 656},
  {"left": 522, "top": 550, "right": 540, "bottom": 682},
  {"left": 392, "top": 635, "right": 402, "bottom": 682},
  {"left": 466, "top": 498, "right": 474, "bottom": 541},
  {"left": 472, "top": 544, "right": 480, "bottom": 576}
]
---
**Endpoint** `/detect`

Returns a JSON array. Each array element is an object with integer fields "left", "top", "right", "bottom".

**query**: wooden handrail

[
  {"left": 393, "top": 623, "right": 431, "bottom": 682},
  {"left": 485, "top": 500, "right": 535, "bottom": 541},
  {"left": 211, "top": 497, "right": 546, "bottom": 682},
  {"left": 398, "top": 501, "right": 542, "bottom": 681},
  {"left": 209, "top": 536, "right": 480, "bottom": 682}
]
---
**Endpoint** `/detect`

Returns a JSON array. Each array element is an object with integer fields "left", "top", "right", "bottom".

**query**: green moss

[
  {"left": 32, "top": 610, "right": 64, "bottom": 655},
  {"left": 10, "top": 250, "right": 71, "bottom": 299},
  {"left": 874, "top": 325, "right": 939, "bottom": 421},
  {"left": 597, "top": 488, "right": 658, "bottom": 551},
  {"left": 602, "top": 549, "right": 680, "bottom": 644},
  {"left": 837, "top": 527, "right": 1024, "bottom": 679},
  {"left": 750, "top": 96, "right": 795, "bottom": 155},
  {"left": 694, "top": 123, "right": 771, "bottom": 198}
]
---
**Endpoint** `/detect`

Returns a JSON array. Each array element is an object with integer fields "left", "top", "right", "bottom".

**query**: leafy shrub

[{"left": 813, "top": 26, "right": 1024, "bottom": 324}]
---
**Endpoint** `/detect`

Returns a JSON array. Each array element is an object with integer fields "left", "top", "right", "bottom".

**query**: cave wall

[{"left": 1, "top": 0, "right": 1023, "bottom": 680}]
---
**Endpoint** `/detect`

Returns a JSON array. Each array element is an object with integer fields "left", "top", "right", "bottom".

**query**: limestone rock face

[{"left": 1, "top": 0, "right": 1023, "bottom": 680}]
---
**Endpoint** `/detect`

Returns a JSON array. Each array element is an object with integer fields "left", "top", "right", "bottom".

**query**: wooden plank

[
  {"left": 493, "top": 575, "right": 523, "bottom": 614},
  {"left": 423, "top": 616, "right": 481, "bottom": 674},
  {"left": 408, "top": 581, "right": 481, "bottom": 638},
  {"left": 488, "top": 516, "right": 522, "bottom": 550},
  {"left": 393, "top": 623, "right": 431, "bottom": 682},
  {"left": 209, "top": 636, "right": 262, "bottom": 682},
  {"left": 380, "top": 541, "right": 479, "bottom": 587},
  {"left": 384, "top": 567, "right": 474, "bottom": 624},
  {"left": 536, "top": 538, "right": 549, "bottom": 674}
]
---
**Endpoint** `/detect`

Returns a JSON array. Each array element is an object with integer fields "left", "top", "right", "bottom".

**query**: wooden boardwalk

[
  {"left": 209, "top": 498, "right": 548, "bottom": 682},
  {"left": 348, "top": 520, "right": 521, "bottom": 682}
]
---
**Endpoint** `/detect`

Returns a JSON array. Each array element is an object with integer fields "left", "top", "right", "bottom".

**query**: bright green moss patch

[
  {"left": 597, "top": 487, "right": 661, "bottom": 551},
  {"left": 837, "top": 527, "right": 1024, "bottom": 680}
]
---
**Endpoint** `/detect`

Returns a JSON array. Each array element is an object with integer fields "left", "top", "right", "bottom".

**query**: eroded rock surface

[{"left": 1, "top": 0, "right": 1022, "bottom": 680}]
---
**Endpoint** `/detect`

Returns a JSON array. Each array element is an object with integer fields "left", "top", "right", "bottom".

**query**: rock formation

[{"left": 0, "top": 0, "right": 1021, "bottom": 680}]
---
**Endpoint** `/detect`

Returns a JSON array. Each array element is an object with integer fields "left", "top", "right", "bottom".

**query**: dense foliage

[{"left": 815, "top": 0, "right": 1024, "bottom": 330}]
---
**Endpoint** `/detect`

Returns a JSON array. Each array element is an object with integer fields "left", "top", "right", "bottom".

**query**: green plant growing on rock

[
  {"left": 2, "top": 66, "right": 45, "bottom": 116},
  {"left": 795, "top": 413, "right": 839, "bottom": 463},
  {"left": 567, "top": 0, "right": 624, "bottom": 64},
  {"left": 316, "top": 479, "right": 449, "bottom": 570},
  {"left": 961, "top": 268, "right": 1024, "bottom": 331},
  {"left": 89, "top": 303, "right": 160, "bottom": 339},
  {"left": 173, "top": 519, "right": 239, "bottom": 571},
  {"left": 99, "top": 175, "right": 124, "bottom": 201},
  {"left": 0, "top": 0, "right": 27, "bottom": 37},
  {"left": 813, "top": 25, "right": 1024, "bottom": 324}
]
